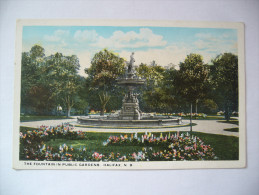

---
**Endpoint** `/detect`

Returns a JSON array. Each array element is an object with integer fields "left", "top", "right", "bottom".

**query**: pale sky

[{"left": 22, "top": 26, "right": 238, "bottom": 77}]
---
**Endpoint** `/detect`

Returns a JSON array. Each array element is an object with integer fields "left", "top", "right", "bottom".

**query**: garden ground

[{"left": 19, "top": 116, "right": 240, "bottom": 161}]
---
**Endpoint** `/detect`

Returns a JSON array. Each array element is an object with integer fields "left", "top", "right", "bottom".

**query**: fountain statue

[{"left": 128, "top": 52, "right": 134, "bottom": 74}]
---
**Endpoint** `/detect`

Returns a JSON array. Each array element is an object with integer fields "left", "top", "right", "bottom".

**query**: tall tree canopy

[
  {"left": 21, "top": 45, "right": 55, "bottom": 114},
  {"left": 21, "top": 45, "right": 83, "bottom": 117},
  {"left": 161, "top": 67, "right": 182, "bottom": 113},
  {"left": 45, "top": 53, "right": 81, "bottom": 117},
  {"left": 136, "top": 63, "right": 174, "bottom": 113},
  {"left": 85, "top": 49, "right": 125, "bottom": 115},
  {"left": 176, "top": 54, "right": 210, "bottom": 105},
  {"left": 175, "top": 54, "right": 210, "bottom": 131},
  {"left": 210, "top": 53, "right": 238, "bottom": 120}
]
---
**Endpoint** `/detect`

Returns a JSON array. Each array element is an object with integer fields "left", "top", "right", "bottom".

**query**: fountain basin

[{"left": 77, "top": 116, "right": 182, "bottom": 127}]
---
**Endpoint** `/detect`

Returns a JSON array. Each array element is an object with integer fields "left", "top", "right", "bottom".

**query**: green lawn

[
  {"left": 20, "top": 115, "right": 73, "bottom": 122},
  {"left": 20, "top": 126, "right": 36, "bottom": 133},
  {"left": 191, "top": 132, "right": 239, "bottom": 160},
  {"left": 45, "top": 138, "right": 150, "bottom": 155},
  {"left": 43, "top": 131, "right": 238, "bottom": 160}
]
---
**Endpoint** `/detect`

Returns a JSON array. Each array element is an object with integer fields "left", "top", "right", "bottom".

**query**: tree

[
  {"left": 135, "top": 63, "right": 183, "bottom": 114},
  {"left": 45, "top": 53, "right": 81, "bottom": 117},
  {"left": 21, "top": 51, "right": 34, "bottom": 113},
  {"left": 135, "top": 63, "right": 168, "bottom": 112},
  {"left": 161, "top": 67, "right": 183, "bottom": 113},
  {"left": 85, "top": 49, "right": 125, "bottom": 115},
  {"left": 30, "top": 44, "right": 45, "bottom": 60},
  {"left": 175, "top": 54, "right": 210, "bottom": 131},
  {"left": 20, "top": 45, "right": 55, "bottom": 115},
  {"left": 199, "top": 99, "right": 218, "bottom": 113},
  {"left": 211, "top": 53, "right": 238, "bottom": 121},
  {"left": 73, "top": 77, "right": 90, "bottom": 115},
  {"left": 20, "top": 44, "right": 85, "bottom": 117}
]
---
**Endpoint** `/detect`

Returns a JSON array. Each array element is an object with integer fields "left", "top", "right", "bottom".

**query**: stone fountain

[
  {"left": 117, "top": 52, "right": 145, "bottom": 120},
  {"left": 77, "top": 52, "right": 182, "bottom": 127}
]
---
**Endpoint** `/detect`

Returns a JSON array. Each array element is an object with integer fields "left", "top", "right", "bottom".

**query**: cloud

[
  {"left": 118, "top": 44, "right": 191, "bottom": 68},
  {"left": 195, "top": 33, "right": 213, "bottom": 39},
  {"left": 92, "top": 28, "right": 167, "bottom": 49},
  {"left": 44, "top": 30, "right": 69, "bottom": 42},
  {"left": 194, "top": 39, "right": 237, "bottom": 54},
  {"left": 118, "top": 38, "right": 237, "bottom": 68},
  {"left": 24, "top": 27, "right": 238, "bottom": 77},
  {"left": 77, "top": 51, "right": 93, "bottom": 77},
  {"left": 74, "top": 30, "right": 99, "bottom": 42},
  {"left": 194, "top": 32, "right": 237, "bottom": 55}
]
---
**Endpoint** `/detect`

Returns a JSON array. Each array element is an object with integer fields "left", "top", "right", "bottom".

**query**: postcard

[{"left": 13, "top": 19, "right": 245, "bottom": 169}]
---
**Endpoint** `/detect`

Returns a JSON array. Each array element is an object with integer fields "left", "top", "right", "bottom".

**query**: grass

[
  {"left": 41, "top": 131, "right": 239, "bottom": 160},
  {"left": 20, "top": 126, "right": 36, "bottom": 133},
  {"left": 20, "top": 115, "right": 73, "bottom": 122},
  {"left": 19, "top": 122, "right": 239, "bottom": 160},
  {"left": 191, "top": 132, "right": 239, "bottom": 160},
  {"left": 20, "top": 129, "right": 166, "bottom": 156},
  {"left": 45, "top": 136, "right": 150, "bottom": 155}
]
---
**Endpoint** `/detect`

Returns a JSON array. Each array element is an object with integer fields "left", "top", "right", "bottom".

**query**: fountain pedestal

[
  {"left": 119, "top": 90, "right": 142, "bottom": 120},
  {"left": 117, "top": 52, "right": 145, "bottom": 120},
  {"left": 117, "top": 82, "right": 144, "bottom": 120},
  {"left": 120, "top": 102, "right": 140, "bottom": 120}
]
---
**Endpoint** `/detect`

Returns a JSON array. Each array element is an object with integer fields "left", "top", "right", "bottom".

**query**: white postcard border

[{"left": 13, "top": 19, "right": 246, "bottom": 170}]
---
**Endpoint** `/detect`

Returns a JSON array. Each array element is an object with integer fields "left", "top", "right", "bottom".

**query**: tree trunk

[
  {"left": 195, "top": 99, "right": 198, "bottom": 119},
  {"left": 64, "top": 96, "right": 74, "bottom": 118},
  {"left": 67, "top": 106, "right": 71, "bottom": 117},
  {"left": 195, "top": 99, "right": 198, "bottom": 114},
  {"left": 225, "top": 104, "right": 230, "bottom": 121},
  {"left": 190, "top": 103, "right": 193, "bottom": 132},
  {"left": 99, "top": 92, "right": 110, "bottom": 116},
  {"left": 100, "top": 106, "right": 105, "bottom": 116}
]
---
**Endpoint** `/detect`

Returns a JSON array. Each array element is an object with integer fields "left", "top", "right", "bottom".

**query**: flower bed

[
  {"left": 20, "top": 124, "right": 88, "bottom": 160},
  {"left": 20, "top": 125, "right": 218, "bottom": 161},
  {"left": 104, "top": 132, "right": 218, "bottom": 161},
  {"left": 20, "top": 123, "right": 87, "bottom": 142}
]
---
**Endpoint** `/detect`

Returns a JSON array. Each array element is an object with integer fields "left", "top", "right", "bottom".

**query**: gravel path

[{"left": 20, "top": 117, "right": 239, "bottom": 137}]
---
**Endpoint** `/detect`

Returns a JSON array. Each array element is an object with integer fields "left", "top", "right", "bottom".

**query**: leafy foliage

[
  {"left": 210, "top": 53, "right": 238, "bottom": 120},
  {"left": 21, "top": 45, "right": 239, "bottom": 118},
  {"left": 44, "top": 53, "right": 81, "bottom": 116},
  {"left": 21, "top": 45, "right": 55, "bottom": 114},
  {"left": 176, "top": 54, "right": 210, "bottom": 103},
  {"left": 21, "top": 45, "right": 83, "bottom": 116},
  {"left": 85, "top": 49, "right": 125, "bottom": 115},
  {"left": 136, "top": 64, "right": 174, "bottom": 112},
  {"left": 86, "top": 49, "right": 125, "bottom": 89}
]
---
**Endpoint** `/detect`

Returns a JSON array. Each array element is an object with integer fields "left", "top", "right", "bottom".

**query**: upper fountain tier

[
  {"left": 117, "top": 52, "right": 145, "bottom": 87},
  {"left": 117, "top": 77, "right": 145, "bottom": 87}
]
